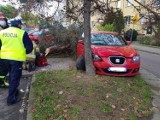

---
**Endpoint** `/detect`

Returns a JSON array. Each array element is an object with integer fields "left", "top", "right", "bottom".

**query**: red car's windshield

[{"left": 91, "top": 34, "right": 127, "bottom": 46}]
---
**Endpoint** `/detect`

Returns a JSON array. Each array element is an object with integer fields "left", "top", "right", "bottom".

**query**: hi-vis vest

[
  {"left": 0, "top": 27, "right": 3, "bottom": 31},
  {"left": 0, "top": 26, "right": 3, "bottom": 58},
  {"left": 0, "top": 27, "right": 26, "bottom": 61}
]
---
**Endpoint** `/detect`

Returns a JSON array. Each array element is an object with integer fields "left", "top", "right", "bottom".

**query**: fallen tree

[{"left": 45, "top": 41, "right": 72, "bottom": 56}]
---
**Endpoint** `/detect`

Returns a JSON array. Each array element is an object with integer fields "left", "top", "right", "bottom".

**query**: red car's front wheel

[{"left": 76, "top": 55, "right": 86, "bottom": 71}]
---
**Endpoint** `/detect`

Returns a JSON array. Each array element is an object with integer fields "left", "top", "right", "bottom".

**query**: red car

[
  {"left": 28, "top": 29, "right": 54, "bottom": 44},
  {"left": 76, "top": 31, "right": 140, "bottom": 76}
]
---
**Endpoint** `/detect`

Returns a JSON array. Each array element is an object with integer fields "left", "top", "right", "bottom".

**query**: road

[
  {"left": 139, "top": 51, "right": 160, "bottom": 78},
  {"left": 0, "top": 76, "right": 32, "bottom": 120}
]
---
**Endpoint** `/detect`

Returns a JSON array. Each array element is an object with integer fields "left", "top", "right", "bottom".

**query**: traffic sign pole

[{"left": 130, "top": 24, "right": 134, "bottom": 41}]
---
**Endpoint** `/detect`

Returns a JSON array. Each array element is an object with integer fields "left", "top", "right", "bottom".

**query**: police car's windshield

[{"left": 91, "top": 33, "right": 127, "bottom": 46}]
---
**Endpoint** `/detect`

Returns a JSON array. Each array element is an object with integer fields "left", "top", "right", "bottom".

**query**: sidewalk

[
  {"left": 0, "top": 76, "right": 32, "bottom": 120},
  {"left": 131, "top": 42, "right": 160, "bottom": 120},
  {"left": 131, "top": 41, "right": 160, "bottom": 55}
]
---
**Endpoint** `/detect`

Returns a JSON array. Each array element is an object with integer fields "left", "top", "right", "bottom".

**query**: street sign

[{"left": 132, "top": 14, "right": 139, "bottom": 25}]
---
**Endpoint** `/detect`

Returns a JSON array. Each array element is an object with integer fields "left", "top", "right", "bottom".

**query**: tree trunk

[{"left": 83, "top": 0, "right": 96, "bottom": 75}]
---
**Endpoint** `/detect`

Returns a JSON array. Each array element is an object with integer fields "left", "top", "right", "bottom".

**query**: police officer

[
  {"left": 0, "top": 12, "right": 9, "bottom": 30},
  {"left": 0, "top": 12, "right": 9, "bottom": 87},
  {"left": 0, "top": 19, "right": 33, "bottom": 105}
]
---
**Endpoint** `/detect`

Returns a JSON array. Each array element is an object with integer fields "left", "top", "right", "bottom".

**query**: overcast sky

[
  {"left": 0, "top": 0, "right": 66, "bottom": 16},
  {"left": 0, "top": 0, "right": 20, "bottom": 8}
]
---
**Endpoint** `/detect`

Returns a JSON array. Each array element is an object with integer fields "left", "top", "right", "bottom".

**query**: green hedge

[
  {"left": 125, "top": 29, "right": 138, "bottom": 41},
  {"left": 137, "top": 35, "right": 159, "bottom": 46}
]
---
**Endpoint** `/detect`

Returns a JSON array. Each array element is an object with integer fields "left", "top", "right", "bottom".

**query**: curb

[
  {"left": 26, "top": 74, "right": 35, "bottom": 120},
  {"left": 140, "top": 68, "right": 160, "bottom": 89},
  {"left": 140, "top": 68, "right": 160, "bottom": 120}
]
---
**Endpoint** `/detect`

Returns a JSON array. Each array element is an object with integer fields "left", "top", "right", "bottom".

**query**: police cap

[{"left": 10, "top": 19, "right": 22, "bottom": 26}]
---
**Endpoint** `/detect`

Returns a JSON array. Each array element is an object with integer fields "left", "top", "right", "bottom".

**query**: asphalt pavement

[{"left": 0, "top": 75, "right": 32, "bottom": 120}]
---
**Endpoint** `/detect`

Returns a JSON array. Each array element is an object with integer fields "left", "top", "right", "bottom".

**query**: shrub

[
  {"left": 102, "top": 9, "right": 124, "bottom": 33},
  {"left": 124, "top": 29, "right": 138, "bottom": 41},
  {"left": 137, "top": 35, "right": 159, "bottom": 46},
  {"left": 96, "top": 24, "right": 114, "bottom": 31},
  {"left": 137, "top": 36, "right": 152, "bottom": 45}
]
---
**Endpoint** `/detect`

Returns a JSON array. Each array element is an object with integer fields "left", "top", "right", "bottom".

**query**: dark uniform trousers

[
  {"left": 0, "top": 59, "right": 8, "bottom": 78},
  {"left": 2, "top": 59, "right": 22, "bottom": 103}
]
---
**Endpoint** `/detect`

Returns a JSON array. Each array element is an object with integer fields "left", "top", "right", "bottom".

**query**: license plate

[{"left": 108, "top": 67, "right": 127, "bottom": 72}]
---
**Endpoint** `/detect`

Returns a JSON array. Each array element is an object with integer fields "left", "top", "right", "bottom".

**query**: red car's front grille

[{"left": 109, "top": 56, "right": 125, "bottom": 64}]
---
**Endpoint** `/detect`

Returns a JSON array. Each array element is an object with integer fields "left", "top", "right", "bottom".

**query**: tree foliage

[
  {"left": 21, "top": 12, "right": 39, "bottom": 25},
  {"left": 102, "top": 9, "right": 124, "bottom": 33},
  {"left": 0, "top": 5, "right": 18, "bottom": 18}
]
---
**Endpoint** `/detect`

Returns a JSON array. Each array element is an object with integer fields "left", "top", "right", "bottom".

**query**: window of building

[
  {"left": 124, "top": 16, "right": 131, "bottom": 25},
  {"left": 139, "top": 14, "right": 145, "bottom": 24},
  {"left": 117, "top": 0, "right": 121, "bottom": 8},
  {"left": 141, "top": 0, "right": 145, "bottom": 5},
  {"left": 127, "top": 0, "right": 132, "bottom": 7}
]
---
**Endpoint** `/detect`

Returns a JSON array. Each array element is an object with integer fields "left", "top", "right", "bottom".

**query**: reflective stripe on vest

[
  {"left": 0, "top": 76, "right": 5, "bottom": 79},
  {"left": 0, "top": 27, "right": 26, "bottom": 61}
]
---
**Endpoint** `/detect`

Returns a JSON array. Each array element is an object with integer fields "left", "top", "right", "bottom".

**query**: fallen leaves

[
  {"left": 121, "top": 108, "right": 125, "bottom": 111},
  {"left": 76, "top": 75, "right": 82, "bottom": 78},
  {"left": 59, "top": 91, "right": 63, "bottom": 95},
  {"left": 105, "top": 93, "right": 112, "bottom": 99},
  {"left": 111, "top": 104, "right": 116, "bottom": 109}
]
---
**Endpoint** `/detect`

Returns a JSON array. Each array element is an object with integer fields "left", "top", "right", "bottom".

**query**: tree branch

[{"left": 133, "top": 0, "right": 159, "bottom": 20}]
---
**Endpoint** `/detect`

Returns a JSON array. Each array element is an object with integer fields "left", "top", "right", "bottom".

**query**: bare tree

[{"left": 127, "top": 0, "right": 160, "bottom": 44}]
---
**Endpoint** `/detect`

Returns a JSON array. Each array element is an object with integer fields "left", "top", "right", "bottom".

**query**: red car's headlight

[
  {"left": 92, "top": 54, "right": 102, "bottom": 61},
  {"left": 132, "top": 55, "right": 140, "bottom": 63}
]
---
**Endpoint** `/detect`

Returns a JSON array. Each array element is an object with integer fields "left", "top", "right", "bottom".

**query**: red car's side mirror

[{"left": 78, "top": 40, "right": 84, "bottom": 45}]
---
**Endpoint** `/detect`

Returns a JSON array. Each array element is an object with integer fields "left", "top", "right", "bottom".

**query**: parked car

[
  {"left": 76, "top": 31, "right": 140, "bottom": 76},
  {"left": 28, "top": 29, "right": 54, "bottom": 44},
  {"left": 22, "top": 26, "right": 38, "bottom": 33}
]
